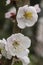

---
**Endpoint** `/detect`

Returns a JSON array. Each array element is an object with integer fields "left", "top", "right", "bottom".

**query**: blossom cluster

[
  {"left": 0, "top": 0, "right": 41, "bottom": 65},
  {"left": 0, "top": 33, "right": 31, "bottom": 65},
  {"left": 5, "top": 4, "right": 41, "bottom": 29}
]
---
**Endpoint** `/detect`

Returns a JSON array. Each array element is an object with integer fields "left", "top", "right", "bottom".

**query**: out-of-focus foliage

[{"left": 0, "top": 0, "right": 14, "bottom": 39}]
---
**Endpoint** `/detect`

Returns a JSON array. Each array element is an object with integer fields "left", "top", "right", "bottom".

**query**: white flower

[
  {"left": 5, "top": 33, "right": 31, "bottom": 57},
  {"left": 5, "top": 7, "right": 16, "bottom": 19},
  {"left": 6, "top": 0, "right": 10, "bottom": 5},
  {"left": 0, "top": 39, "right": 12, "bottom": 59},
  {"left": 34, "top": 4, "right": 41, "bottom": 13},
  {"left": 16, "top": 5, "right": 38, "bottom": 29},
  {"left": 0, "top": 39, "right": 6, "bottom": 57},
  {"left": 0, "top": 38, "right": 6, "bottom": 52},
  {"left": 19, "top": 56, "right": 30, "bottom": 65}
]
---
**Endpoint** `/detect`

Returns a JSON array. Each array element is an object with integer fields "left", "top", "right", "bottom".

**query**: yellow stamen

[
  {"left": 13, "top": 41, "right": 19, "bottom": 49},
  {"left": 24, "top": 12, "right": 32, "bottom": 19}
]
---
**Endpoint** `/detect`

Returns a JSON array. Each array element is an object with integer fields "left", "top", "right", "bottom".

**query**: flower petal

[
  {"left": 34, "top": 4, "right": 41, "bottom": 13},
  {"left": 17, "top": 20, "right": 26, "bottom": 29},
  {"left": 19, "top": 56, "right": 30, "bottom": 65}
]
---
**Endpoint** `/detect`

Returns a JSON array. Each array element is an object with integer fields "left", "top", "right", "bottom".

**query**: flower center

[
  {"left": 10, "top": 13, "right": 16, "bottom": 19},
  {"left": 13, "top": 41, "right": 19, "bottom": 49},
  {"left": 24, "top": 12, "right": 32, "bottom": 19}
]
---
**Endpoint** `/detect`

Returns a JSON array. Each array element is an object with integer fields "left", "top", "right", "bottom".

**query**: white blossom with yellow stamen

[
  {"left": 5, "top": 33, "right": 31, "bottom": 57},
  {"left": 16, "top": 5, "right": 38, "bottom": 29}
]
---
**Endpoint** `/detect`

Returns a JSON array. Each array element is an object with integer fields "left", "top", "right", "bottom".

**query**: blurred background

[{"left": 0, "top": 0, "right": 43, "bottom": 65}]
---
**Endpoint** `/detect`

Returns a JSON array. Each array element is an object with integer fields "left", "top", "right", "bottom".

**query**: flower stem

[
  {"left": 11, "top": 57, "right": 20, "bottom": 65},
  {"left": 11, "top": 58, "right": 15, "bottom": 65}
]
